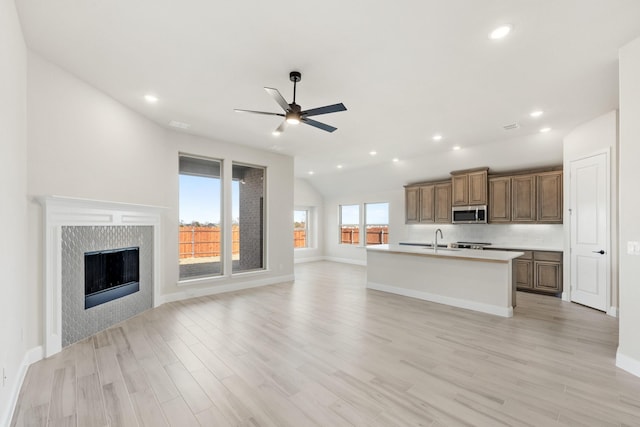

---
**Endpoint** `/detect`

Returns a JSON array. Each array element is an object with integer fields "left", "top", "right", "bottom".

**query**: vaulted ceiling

[{"left": 16, "top": 0, "right": 640, "bottom": 195}]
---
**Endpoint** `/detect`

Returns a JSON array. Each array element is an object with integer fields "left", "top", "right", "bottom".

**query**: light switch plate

[{"left": 628, "top": 241, "right": 640, "bottom": 255}]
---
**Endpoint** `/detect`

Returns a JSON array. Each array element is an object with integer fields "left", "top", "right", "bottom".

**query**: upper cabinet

[
  {"left": 537, "top": 171, "right": 563, "bottom": 223},
  {"left": 488, "top": 169, "right": 563, "bottom": 224},
  {"left": 488, "top": 176, "right": 511, "bottom": 223},
  {"left": 404, "top": 181, "right": 451, "bottom": 224},
  {"left": 451, "top": 168, "right": 488, "bottom": 206}
]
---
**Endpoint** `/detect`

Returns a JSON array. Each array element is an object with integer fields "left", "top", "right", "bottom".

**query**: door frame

[{"left": 566, "top": 148, "right": 612, "bottom": 314}]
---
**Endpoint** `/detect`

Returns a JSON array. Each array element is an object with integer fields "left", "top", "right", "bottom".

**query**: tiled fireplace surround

[{"left": 40, "top": 196, "right": 164, "bottom": 357}]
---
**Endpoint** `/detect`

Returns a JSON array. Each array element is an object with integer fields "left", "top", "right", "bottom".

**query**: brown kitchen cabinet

[
  {"left": 511, "top": 174, "right": 537, "bottom": 222},
  {"left": 451, "top": 168, "right": 488, "bottom": 206},
  {"left": 405, "top": 186, "right": 420, "bottom": 223},
  {"left": 488, "top": 176, "right": 511, "bottom": 223},
  {"left": 512, "top": 250, "right": 562, "bottom": 295},
  {"left": 404, "top": 181, "right": 451, "bottom": 224},
  {"left": 537, "top": 170, "right": 563, "bottom": 223},
  {"left": 490, "top": 168, "right": 563, "bottom": 224}
]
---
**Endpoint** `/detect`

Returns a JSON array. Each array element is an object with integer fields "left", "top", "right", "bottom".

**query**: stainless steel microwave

[{"left": 452, "top": 205, "right": 487, "bottom": 224}]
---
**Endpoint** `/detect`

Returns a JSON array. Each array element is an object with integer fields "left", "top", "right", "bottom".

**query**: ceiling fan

[{"left": 235, "top": 71, "right": 347, "bottom": 134}]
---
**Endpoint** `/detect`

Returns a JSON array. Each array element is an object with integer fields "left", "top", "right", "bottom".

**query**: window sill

[{"left": 177, "top": 268, "right": 270, "bottom": 287}]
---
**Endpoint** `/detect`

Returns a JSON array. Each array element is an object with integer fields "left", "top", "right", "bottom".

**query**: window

[
  {"left": 339, "top": 204, "right": 360, "bottom": 245},
  {"left": 232, "top": 163, "right": 265, "bottom": 273},
  {"left": 365, "top": 202, "right": 389, "bottom": 245},
  {"left": 294, "top": 209, "right": 309, "bottom": 248},
  {"left": 179, "top": 155, "right": 223, "bottom": 280}
]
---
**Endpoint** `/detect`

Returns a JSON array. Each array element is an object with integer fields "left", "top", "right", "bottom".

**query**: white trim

[
  {"left": 367, "top": 281, "right": 513, "bottom": 318},
  {"left": 324, "top": 256, "right": 367, "bottom": 266},
  {"left": 607, "top": 306, "right": 619, "bottom": 317},
  {"left": 616, "top": 350, "right": 640, "bottom": 378},
  {"left": 0, "top": 346, "right": 43, "bottom": 427},
  {"left": 38, "top": 196, "right": 166, "bottom": 357},
  {"left": 294, "top": 256, "right": 325, "bottom": 264},
  {"left": 159, "top": 274, "right": 295, "bottom": 304}
]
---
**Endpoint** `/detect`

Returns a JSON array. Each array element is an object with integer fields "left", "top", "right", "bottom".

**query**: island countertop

[{"left": 367, "top": 244, "right": 523, "bottom": 263}]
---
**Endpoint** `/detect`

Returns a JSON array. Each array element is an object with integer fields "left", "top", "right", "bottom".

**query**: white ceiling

[{"left": 16, "top": 0, "right": 640, "bottom": 196}]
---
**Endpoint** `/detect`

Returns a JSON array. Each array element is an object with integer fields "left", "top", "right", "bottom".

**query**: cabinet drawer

[{"left": 534, "top": 251, "right": 562, "bottom": 262}]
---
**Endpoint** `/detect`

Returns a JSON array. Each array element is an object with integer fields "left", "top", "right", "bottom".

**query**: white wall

[
  {"left": 26, "top": 53, "right": 294, "bottom": 353},
  {"left": 324, "top": 189, "right": 403, "bottom": 265},
  {"left": 0, "top": 0, "right": 29, "bottom": 423},
  {"left": 618, "top": 36, "right": 640, "bottom": 377},
  {"left": 563, "top": 111, "right": 619, "bottom": 310},
  {"left": 294, "top": 178, "right": 324, "bottom": 263}
]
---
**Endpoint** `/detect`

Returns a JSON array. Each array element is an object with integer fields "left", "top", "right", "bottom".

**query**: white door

[{"left": 570, "top": 152, "right": 609, "bottom": 311}]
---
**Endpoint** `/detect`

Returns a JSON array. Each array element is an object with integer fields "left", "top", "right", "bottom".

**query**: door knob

[{"left": 592, "top": 250, "right": 605, "bottom": 254}]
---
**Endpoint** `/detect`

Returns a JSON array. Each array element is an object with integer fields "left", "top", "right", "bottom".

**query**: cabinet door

[
  {"left": 419, "top": 185, "right": 435, "bottom": 223},
  {"left": 511, "top": 174, "right": 536, "bottom": 222},
  {"left": 405, "top": 187, "right": 420, "bottom": 224},
  {"left": 514, "top": 259, "right": 533, "bottom": 290},
  {"left": 434, "top": 183, "right": 452, "bottom": 223},
  {"left": 534, "top": 261, "right": 562, "bottom": 293},
  {"left": 451, "top": 175, "right": 468, "bottom": 206},
  {"left": 488, "top": 176, "right": 511, "bottom": 222},
  {"left": 537, "top": 171, "right": 563, "bottom": 223},
  {"left": 468, "top": 170, "right": 488, "bottom": 205}
]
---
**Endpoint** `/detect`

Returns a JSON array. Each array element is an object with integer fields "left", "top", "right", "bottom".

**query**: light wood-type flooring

[{"left": 10, "top": 261, "right": 640, "bottom": 426}]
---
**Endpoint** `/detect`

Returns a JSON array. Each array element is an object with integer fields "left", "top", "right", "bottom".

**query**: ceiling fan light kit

[{"left": 235, "top": 71, "right": 347, "bottom": 134}]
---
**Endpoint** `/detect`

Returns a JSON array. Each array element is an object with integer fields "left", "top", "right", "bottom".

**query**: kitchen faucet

[{"left": 435, "top": 228, "right": 443, "bottom": 253}]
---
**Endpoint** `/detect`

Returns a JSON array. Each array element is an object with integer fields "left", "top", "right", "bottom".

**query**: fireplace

[
  {"left": 84, "top": 247, "right": 140, "bottom": 309},
  {"left": 40, "top": 196, "right": 164, "bottom": 356}
]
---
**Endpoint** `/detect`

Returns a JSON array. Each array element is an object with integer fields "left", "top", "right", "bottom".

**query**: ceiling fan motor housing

[{"left": 289, "top": 71, "right": 301, "bottom": 83}]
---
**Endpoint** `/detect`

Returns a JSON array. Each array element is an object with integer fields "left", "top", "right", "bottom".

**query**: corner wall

[
  {"left": 618, "top": 36, "right": 640, "bottom": 377},
  {"left": 26, "top": 52, "right": 294, "bottom": 360},
  {"left": 0, "top": 0, "right": 29, "bottom": 423}
]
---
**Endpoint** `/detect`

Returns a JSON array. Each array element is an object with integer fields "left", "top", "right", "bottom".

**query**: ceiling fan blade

[
  {"left": 264, "top": 87, "right": 290, "bottom": 112},
  {"left": 273, "top": 121, "right": 287, "bottom": 135},
  {"left": 301, "top": 118, "right": 337, "bottom": 133},
  {"left": 234, "top": 109, "right": 284, "bottom": 117},
  {"left": 301, "top": 103, "right": 347, "bottom": 117}
]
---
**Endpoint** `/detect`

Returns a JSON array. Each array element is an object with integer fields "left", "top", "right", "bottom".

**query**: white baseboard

[
  {"left": 607, "top": 306, "right": 618, "bottom": 317},
  {"left": 616, "top": 349, "right": 640, "bottom": 378},
  {"left": 1, "top": 346, "right": 43, "bottom": 427},
  {"left": 160, "top": 274, "right": 295, "bottom": 304},
  {"left": 367, "top": 281, "right": 513, "bottom": 318},
  {"left": 294, "top": 256, "right": 325, "bottom": 264},
  {"left": 324, "top": 256, "right": 367, "bottom": 266}
]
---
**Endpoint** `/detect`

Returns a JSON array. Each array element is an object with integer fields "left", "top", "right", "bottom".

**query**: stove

[{"left": 450, "top": 241, "right": 492, "bottom": 250}]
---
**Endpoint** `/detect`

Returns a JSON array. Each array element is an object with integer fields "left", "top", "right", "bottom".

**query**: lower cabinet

[{"left": 513, "top": 250, "right": 563, "bottom": 295}]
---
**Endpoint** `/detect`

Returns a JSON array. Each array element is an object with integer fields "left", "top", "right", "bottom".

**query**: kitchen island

[{"left": 366, "top": 244, "right": 523, "bottom": 317}]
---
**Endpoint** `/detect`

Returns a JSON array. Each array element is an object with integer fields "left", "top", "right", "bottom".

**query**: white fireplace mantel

[{"left": 39, "top": 196, "right": 166, "bottom": 357}]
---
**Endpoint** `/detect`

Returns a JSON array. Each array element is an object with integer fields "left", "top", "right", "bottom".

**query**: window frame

[
  {"left": 364, "top": 202, "right": 389, "bottom": 246},
  {"left": 339, "top": 204, "right": 361, "bottom": 246},
  {"left": 294, "top": 208, "right": 310, "bottom": 249}
]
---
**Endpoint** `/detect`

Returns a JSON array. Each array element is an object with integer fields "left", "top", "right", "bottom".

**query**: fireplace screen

[{"left": 84, "top": 247, "right": 140, "bottom": 309}]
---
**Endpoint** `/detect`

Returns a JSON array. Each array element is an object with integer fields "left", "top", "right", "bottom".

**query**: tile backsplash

[{"left": 403, "top": 223, "right": 563, "bottom": 248}]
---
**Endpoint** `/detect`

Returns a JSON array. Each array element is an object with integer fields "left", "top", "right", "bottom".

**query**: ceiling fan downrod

[{"left": 290, "top": 71, "right": 301, "bottom": 104}]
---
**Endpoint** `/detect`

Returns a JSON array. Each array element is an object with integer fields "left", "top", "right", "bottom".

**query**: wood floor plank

[{"left": 9, "top": 262, "right": 640, "bottom": 426}]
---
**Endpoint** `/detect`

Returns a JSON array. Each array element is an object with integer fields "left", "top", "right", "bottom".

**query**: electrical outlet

[
  {"left": 628, "top": 241, "right": 640, "bottom": 255},
  {"left": 2, "top": 367, "right": 6, "bottom": 387}
]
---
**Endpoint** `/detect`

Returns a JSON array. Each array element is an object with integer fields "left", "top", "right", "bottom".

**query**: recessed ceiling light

[
  {"left": 272, "top": 130, "right": 281, "bottom": 136},
  {"left": 144, "top": 94, "right": 158, "bottom": 103},
  {"left": 489, "top": 24, "right": 512, "bottom": 40},
  {"left": 369, "top": 151, "right": 377, "bottom": 156},
  {"left": 308, "top": 171, "right": 315, "bottom": 175},
  {"left": 530, "top": 110, "right": 544, "bottom": 118},
  {"left": 392, "top": 158, "right": 399, "bottom": 163},
  {"left": 432, "top": 134, "right": 443, "bottom": 141},
  {"left": 337, "top": 164, "right": 343, "bottom": 169},
  {"left": 452, "top": 145, "right": 461, "bottom": 151},
  {"left": 540, "top": 127, "right": 552, "bottom": 133}
]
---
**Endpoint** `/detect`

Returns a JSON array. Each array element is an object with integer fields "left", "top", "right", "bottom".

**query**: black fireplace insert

[{"left": 84, "top": 247, "right": 140, "bottom": 309}]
